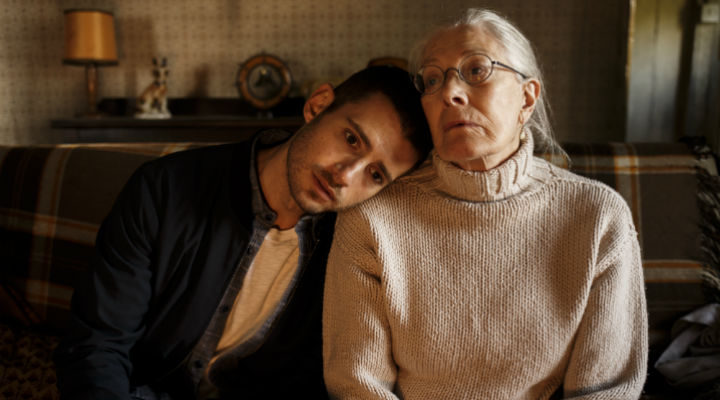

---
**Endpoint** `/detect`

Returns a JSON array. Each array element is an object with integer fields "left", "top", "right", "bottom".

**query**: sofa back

[
  {"left": 0, "top": 143, "right": 202, "bottom": 332},
  {"left": 0, "top": 141, "right": 717, "bottom": 349}
]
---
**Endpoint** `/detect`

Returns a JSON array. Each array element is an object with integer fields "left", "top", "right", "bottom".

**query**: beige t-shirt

[{"left": 215, "top": 227, "right": 300, "bottom": 353}]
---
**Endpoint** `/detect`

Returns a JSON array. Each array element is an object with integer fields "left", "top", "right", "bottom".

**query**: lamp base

[{"left": 81, "top": 63, "right": 100, "bottom": 117}]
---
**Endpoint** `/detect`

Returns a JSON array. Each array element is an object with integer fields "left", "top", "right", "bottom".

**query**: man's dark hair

[{"left": 322, "top": 66, "right": 433, "bottom": 163}]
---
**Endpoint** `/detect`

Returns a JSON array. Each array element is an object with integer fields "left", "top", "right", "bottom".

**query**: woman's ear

[
  {"left": 303, "top": 83, "right": 336, "bottom": 123},
  {"left": 519, "top": 78, "right": 541, "bottom": 125}
]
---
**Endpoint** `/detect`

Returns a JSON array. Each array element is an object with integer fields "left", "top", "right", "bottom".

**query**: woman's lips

[{"left": 443, "top": 120, "right": 478, "bottom": 132}]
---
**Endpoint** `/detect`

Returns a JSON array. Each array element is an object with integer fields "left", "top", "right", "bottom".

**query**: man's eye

[
  {"left": 425, "top": 76, "right": 440, "bottom": 88},
  {"left": 370, "top": 168, "right": 385, "bottom": 185},
  {"left": 345, "top": 131, "right": 359, "bottom": 146}
]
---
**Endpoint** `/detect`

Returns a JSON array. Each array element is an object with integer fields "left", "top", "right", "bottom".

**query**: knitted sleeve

[
  {"left": 563, "top": 199, "right": 648, "bottom": 399},
  {"left": 323, "top": 208, "right": 399, "bottom": 399}
]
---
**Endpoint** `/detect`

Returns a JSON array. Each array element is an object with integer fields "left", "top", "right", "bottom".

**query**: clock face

[
  {"left": 237, "top": 54, "right": 292, "bottom": 110},
  {"left": 246, "top": 64, "right": 284, "bottom": 101}
]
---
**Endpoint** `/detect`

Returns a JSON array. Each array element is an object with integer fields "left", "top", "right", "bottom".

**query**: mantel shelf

[
  {"left": 51, "top": 116, "right": 305, "bottom": 129},
  {"left": 51, "top": 97, "right": 306, "bottom": 143}
]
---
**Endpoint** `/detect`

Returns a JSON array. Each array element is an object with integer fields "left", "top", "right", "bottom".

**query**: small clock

[{"left": 236, "top": 53, "right": 293, "bottom": 110}]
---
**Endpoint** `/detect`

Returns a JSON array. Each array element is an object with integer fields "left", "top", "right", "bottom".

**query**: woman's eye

[
  {"left": 463, "top": 61, "right": 490, "bottom": 83},
  {"left": 345, "top": 131, "right": 359, "bottom": 146}
]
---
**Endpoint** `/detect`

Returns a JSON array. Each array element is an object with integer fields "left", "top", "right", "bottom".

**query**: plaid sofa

[
  {"left": 0, "top": 141, "right": 718, "bottom": 399},
  {"left": 0, "top": 143, "right": 202, "bottom": 400}
]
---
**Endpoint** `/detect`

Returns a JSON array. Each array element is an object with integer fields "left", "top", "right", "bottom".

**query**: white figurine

[{"left": 135, "top": 57, "right": 171, "bottom": 119}]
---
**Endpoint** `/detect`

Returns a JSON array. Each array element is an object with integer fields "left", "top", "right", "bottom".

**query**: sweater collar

[{"left": 431, "top": 133, "right": 534, "bottom": 202}]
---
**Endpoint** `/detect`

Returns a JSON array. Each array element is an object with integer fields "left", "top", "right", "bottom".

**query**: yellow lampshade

[{"left": 63, "top": 9, "right": 118, "bottom": 65}]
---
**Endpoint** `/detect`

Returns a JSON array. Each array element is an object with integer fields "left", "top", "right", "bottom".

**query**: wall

[
  {"left": 627, "top": 0, "right": 688, "bottom": 142},
  {"left": 684, "top": 1, "right": 720, "bottom": 152},
  {"left": 0, "top": 0, "right": 630, "bottom": 145},
  {"left": 627, "top": 0, "right": 720, "bottom": 146}
]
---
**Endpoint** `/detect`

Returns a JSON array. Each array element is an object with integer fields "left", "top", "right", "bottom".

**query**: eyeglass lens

[{"left": 415, "top": 54, "right": 493, "bottom": 94}]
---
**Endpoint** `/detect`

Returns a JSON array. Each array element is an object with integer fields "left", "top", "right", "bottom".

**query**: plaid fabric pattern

[
  {"left": 0, "top": 143, "right": 204, "bottom": 332},
  {"left": 541, "top": 142, "right": 718, "bottom": 344}
]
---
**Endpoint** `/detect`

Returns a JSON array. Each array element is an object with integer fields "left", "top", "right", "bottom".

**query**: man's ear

[
  {"left": 303, "top": 83, "right": 336, "bottom": 123},
  {"left": 520, "top": 78, "right": 540, "bottom": 125}
]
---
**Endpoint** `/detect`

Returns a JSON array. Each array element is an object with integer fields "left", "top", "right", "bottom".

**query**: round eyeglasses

[{"left": 413, "top": 53, "right": 528, "bottom": 95}]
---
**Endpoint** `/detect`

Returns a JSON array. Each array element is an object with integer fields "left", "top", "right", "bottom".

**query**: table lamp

[{"left": 63, "top": 9, "right": 118, "bottom": 117}]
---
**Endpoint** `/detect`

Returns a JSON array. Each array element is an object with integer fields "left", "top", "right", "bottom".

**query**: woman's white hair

[{"left": 409, "top": 8, "right": 564, "bottom": 157}]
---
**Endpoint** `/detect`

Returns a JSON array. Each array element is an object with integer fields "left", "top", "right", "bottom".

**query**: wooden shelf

[{"left": 51, "top": 97, "right": 305, "bottom": 143}]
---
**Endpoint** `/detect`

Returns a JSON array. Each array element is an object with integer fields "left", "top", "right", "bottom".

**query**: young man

[{"left": 54, "top": 66, "right": 431, "bottom": 400}]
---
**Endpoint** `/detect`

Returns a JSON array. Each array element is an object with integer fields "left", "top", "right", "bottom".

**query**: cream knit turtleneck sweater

[{"left": 323, "top": 136, "right": 648, "bottom": 400}]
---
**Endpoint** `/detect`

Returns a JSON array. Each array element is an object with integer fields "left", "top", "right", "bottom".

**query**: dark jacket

[{"left": 54, "top": 139, "right": 335, "bottom": 400}]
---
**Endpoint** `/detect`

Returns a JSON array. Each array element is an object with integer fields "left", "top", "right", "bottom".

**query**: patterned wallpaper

[{"left": 0, "top": 0, "right": 629, "bottom": 145}]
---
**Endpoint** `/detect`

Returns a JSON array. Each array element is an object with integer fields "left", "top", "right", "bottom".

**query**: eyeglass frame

[{"left": 413, "top": 53, "right": 529, "bottom": 95}]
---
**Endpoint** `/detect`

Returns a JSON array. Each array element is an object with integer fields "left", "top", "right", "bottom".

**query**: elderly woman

[{"left": 322, "top": 8, "right": 648, "bottom": 400}]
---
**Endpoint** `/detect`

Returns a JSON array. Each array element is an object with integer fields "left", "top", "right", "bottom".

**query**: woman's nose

[{"left": 440, "top": 70, "right": 469, "bottom": 106}]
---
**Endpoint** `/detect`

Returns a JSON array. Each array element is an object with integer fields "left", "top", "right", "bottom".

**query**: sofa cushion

[{"left": 0, "top": 143, "right": 203, "bottom": 334}]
